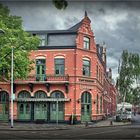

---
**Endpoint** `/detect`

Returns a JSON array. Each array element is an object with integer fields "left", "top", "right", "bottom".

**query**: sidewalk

[{"left": 0, "top": 119, "right": 131, "bottom": 131}]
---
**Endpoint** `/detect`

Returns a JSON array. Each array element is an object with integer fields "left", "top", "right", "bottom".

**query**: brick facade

[{"left": 0, "top": 12, "right": 118, "bottom": 123}]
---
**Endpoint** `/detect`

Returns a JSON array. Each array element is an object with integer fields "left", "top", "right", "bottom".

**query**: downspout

[{"left": 74, "top": 46, "right": 77, "bottom": 116}]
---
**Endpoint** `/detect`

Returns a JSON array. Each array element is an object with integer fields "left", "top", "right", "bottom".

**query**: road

[
  {"left": 0, "top": 114, "right": 140, "bottom": 140},
  {"left": 132, "top": 113, "right": 140, "bottom": 123},
  {"left": 0, "top": 125, "right": 140, "bottom": 140}
]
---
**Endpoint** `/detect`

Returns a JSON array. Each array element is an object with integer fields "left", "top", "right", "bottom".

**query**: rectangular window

[
  {"left": 38, "top": 34, "right": 46, "bottom": 46},
  {"left": 100, "top": 96, "right": 102, "bottom": 114},
  {"left": 96, "top": 65, "right": 98, "bottom": 79},
  {"left": 96, "top": 95, "right": 99, "bottom": 114},
  {"left": 36, "top": 59, "right": 46, "bottom": 81},
  {"left": 99, "top": 68, "right": 100, "bottom": 81},
  {"left": 55, "top": 58, "right": 65, "bottom": 75},
  {"left": 84, "top": 37, "right": 90, "bottom": 50},
  {"left": 101, "top": 71, "right": 102, "bottom": 84},
  {"left": 83, "top": 60, "right": 90, "bottom": 76}
]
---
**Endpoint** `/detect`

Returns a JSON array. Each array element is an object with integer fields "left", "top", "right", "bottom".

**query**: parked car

[
  {"left": 126, "top": 112, "right": 132, "bottom": 121},
  {"left": 115, "top": 111, "right": 132, "bottom": 122}
]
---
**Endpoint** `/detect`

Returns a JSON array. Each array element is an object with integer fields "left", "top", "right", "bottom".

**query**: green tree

[
  {"left": 0, "top": 4, "right": 40, "bottom": 80},
  {"left": 131, "top": 87, "right": 140, "bottom": 105},
  {"left": 117, "top": 50, "right": 140, "bottom": 104},
  {"left": 53, "top": 0, "right": 68, "bottom": 9},
  {"left": 117, "top": 50, "right": 134, "bottom": 103},
  {"left": 131, "top": 53, "right": 140, "bottom": 87}
]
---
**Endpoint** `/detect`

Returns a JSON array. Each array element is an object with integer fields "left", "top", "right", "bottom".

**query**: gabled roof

[
  {"left": 27, "top": 19, "right": 83, "bottom": 34},
  {"left": 27, "top": 11, "right": 91, "bottom": 35},
  {"left": 28, "top": 29, "right": 77, "bottom": 35},
  {"left": 68, "top": 20, "right": 83, "bottom": 31}
]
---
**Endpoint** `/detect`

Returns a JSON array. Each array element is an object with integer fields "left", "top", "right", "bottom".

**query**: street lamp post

[
  {"left": 11, "top": 46, "right": 14, "bottom": 128},
  {"left": 0, "top": 29, "right": 5, "bottom": 34},
  {"left": 56, "top": 98, "right": 59, "bottom": 126}
]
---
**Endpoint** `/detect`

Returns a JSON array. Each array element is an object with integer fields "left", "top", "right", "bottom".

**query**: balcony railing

[
  {"left": 15, "top": 74, "right": 69, "bottom": 83},
  {"left": 36, "top": 74, "right": 47, "bottom": 81}
]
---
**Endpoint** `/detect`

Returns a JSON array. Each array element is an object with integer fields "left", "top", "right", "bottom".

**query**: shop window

[
  {"left": 19, "top": 104, "right": 24, "bottom": 114},
  {"left": 34, "top": 91, "right": 47, "bottom": 98},
  {"left": 51, "top": 91, "right": 64, "bottom": 98},
  {"left": 26, "top": 104, "right": 30, "bottom": 114},
  {"left": 0, "top": 91, "right": 9, "bottom": 103},
  {"left": 18, "top": 91, "right": 30, "bottom": 98},
  {"left": 81, "top": 92, "right": 91, "bottom": 104}
]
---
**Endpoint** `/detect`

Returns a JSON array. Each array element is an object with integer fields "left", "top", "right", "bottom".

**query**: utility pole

[
  {"left": 0, "top": 29, "right": 5, "bottom": 34},
  {"left": 56, "top": 98, "right": 58, "bottom": 126},
  {"left": 11, "top": 46, "right": 14, "bottom": 128}
]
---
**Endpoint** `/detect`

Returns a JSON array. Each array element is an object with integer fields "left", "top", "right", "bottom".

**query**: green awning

[{"left": 15, "top": 98, "right": 71, "bottom": 102}]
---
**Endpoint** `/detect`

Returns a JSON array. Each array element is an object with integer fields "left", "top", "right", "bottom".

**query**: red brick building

[{"left": 0, "top": 12, "right": 118, "bottom": 123}]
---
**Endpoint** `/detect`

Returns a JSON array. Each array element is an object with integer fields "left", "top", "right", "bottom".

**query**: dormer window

[
  {"left": 38, "top": 34, "right": 46, "bottom": 46},
  {"left": 83, "top": 36, "right": 90, "bottom": 50}
]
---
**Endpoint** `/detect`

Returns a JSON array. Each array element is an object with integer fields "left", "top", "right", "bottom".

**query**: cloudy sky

[{"left": 1, "top": 0, "right": 140, "bottom": 81}]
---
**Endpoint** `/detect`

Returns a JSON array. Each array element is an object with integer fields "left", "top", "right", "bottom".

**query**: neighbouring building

[{"left": 0, "top": 12, "right": 118, "bottom": 123}]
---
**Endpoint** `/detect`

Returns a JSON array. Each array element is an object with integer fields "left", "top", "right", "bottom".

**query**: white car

[{"left": 126, "top": 112, "right": 132, "bottom": 121}]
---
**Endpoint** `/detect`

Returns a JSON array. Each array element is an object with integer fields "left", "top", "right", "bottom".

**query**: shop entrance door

[
  {"left": 18, "top": 103, "right": 31, "bottom": 120},
  {"left": 0, "top": 104, "right": 9, "bottom": 121},
  {"left": 0, "top": 91, "right": 9, "bottom": 121},
  {"left": 81, "top": 92, "right": 91, "bottom": 122},
  {"left": 50, "top": 102, "right": 64, "bottom": 121},
  {"left": 34, "top": 103, "right": 47, "bottom": 120},
  {"left": 81, "top": 104, "right": 91, "bottom": 121}
]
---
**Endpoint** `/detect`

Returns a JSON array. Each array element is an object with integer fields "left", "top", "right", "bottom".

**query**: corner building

[{"left": 0, "top": 13, "right": 117, "bottom": 123}]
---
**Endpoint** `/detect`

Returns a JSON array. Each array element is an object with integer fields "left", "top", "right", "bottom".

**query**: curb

[
  {"left": 0, "top": 128, "right": 69, "bottom": 131},
  {"left": 0, "top": 121, "right": 132, "bottom": 131},
  {"left": 84, "top": 123, "right": 132, "bottom": 129}
]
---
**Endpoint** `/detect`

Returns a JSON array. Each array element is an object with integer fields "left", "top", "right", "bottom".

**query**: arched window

[
  {"left": 34, "top": 91, "right": 47, "bottom": 98},
  {"left": 51, "top": 91, "right": 64, "bottom": 98},
  {"left": 81, "top": 92, "right": 91, "bottom": 104},
  {"left": 0, "top": 91, "right": 9, "bottom": 103},
  {"left": 18, "top": 91, "right": 30, "bottom": 98}
]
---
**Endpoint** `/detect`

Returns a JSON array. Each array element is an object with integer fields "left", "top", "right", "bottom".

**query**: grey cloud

[{"left": 1, "top": 1, "right": 140, "bottom": 80}]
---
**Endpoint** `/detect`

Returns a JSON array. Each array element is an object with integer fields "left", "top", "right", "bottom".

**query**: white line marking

[
  {"left": 135, "top": 135, "right": 140, "bottom": 138},
  {"left": 70, "top": 129, "right": 121, "bottom": 137}
]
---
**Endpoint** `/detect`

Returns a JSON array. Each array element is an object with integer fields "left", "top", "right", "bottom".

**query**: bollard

[
  {"left": 110, "top": 120, "right": 113, "bottom": 125},
  {"left": 85, "top": 121, "right": 88, "bottom": 127}
]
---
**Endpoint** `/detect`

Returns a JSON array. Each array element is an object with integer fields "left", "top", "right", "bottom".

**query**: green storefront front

[
  {"left": 81, "top": 92, "right": 92, "bottom": 122},
  {"left": 0, "top": 91, "right": 9, "bottom": 121},
  {"left": 17, "top": 90, "right": 69, "bottom": 122}
]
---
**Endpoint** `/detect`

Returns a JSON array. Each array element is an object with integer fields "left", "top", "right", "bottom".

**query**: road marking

[
  {"left": 70, "top": 129, "right": 122, "bottom": 138},
  {"left": 135, "top": 135, "right": 140, "bottom": 138},
  {"left": 92, "top": 129, "right": 122, "bottom": 135},
  {"left": 31, "top": 132, "right": 36, "bottom": 133}
]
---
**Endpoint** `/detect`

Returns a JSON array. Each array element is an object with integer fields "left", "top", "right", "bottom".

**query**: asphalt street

[
  {"left": 0, "top": 114, "right": 140, "bottom": 140},
  {"left": 0, "top": 124, "right": 140, "bottom": 140}
]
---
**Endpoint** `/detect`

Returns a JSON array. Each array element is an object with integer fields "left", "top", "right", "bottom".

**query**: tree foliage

[
  {"left": 117, "top": 50, "right": 140, "bottom": 104},
  {"left": 0, "top": 4, "right": 40, "bottom": 80},
  {"left": 52, "top": 0, "right": 68, "bottom": 10}
]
